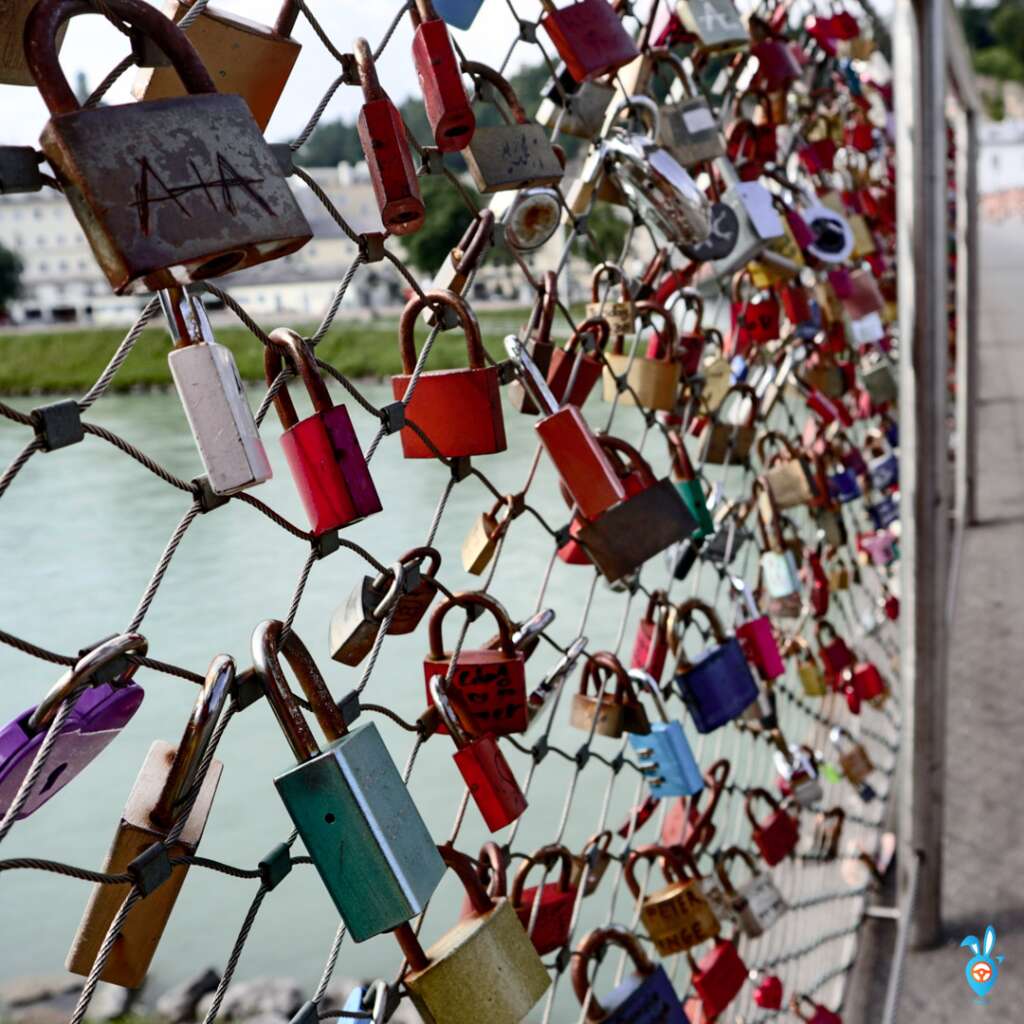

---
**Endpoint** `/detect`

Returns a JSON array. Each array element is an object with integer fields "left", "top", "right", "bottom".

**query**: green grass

[{"left": 0, "top": 308, "right": 584, "bottom": 395}]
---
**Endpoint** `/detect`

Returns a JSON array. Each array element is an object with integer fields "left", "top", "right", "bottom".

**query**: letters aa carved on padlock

[
  {"left": 746, "top": 787, "right": 800, "bottom": 866},
  {"left": 0, "top": 633, "right": 147, "bottom": 821},
  {"left": 355, "top": 37, "right": 425, "bottom": 235},
  {"left": 66, "top": 654, "right": 231, "bottom": 987},
  {"left": 257, "top": 621, "right": 445, "bottom": 940},
  {"left": 713, "top": 846, "right": 787, "bottom": 937},
  {"left": 424, "top": 591, "right": 528, "bottom": 737},
  {"left": 539, "top": 0, "right": 640, "bottom": 84},
  {"left": 397, "top": 844, "right": 550, "bottom": 1024},
  {"left": 625, "top": 845, "right": 720, "bottom": 954},
  {"left": 570, "top": 652, "right": 649, "bottom": 739},
  {"left": 510, "top": 843, "right": 579, "bottom": 954},
  {"left": 392, "top": 289, "right": 507, "bottom": 459},
  {"left": 26, "top": 0, "right": 312, "bottom": 294},
  {"left": 572, "top": 926, "right": 687, "bottom": 1023},
  {"left": 266, "top": 328, "right": 382, "bottom": 535},
  {"left": 676, "top": 0, "right": 749, "bottom": 51},
  {"left": 133, "top": 0, "right": 302, "bottom": 131}
]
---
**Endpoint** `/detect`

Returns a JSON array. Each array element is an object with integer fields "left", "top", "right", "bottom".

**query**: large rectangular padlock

[
  {"left": 257, "top": 622, "right": 445, "bottom": 941},
  {"left": 676, "top": 0, "right": 749, "bottom": 50},
  {"left": 539, "top": 0, "right": 640, "bottom": 83},
  {"left": 688, "top": 938, "right": 748, "bottom": 1021},
  {"left": 266, "top": 329, "right": 381, "bottom": 535},
  {"left": 66, "top": 655, "right": 232, "bottom": 987},
  {"left": 132, "top": 1, "right": 301, "bottom": 130},
  {"left": 163, "top": 287, "right": 271, "bottom": 497},
  {"left": 26, "top": 0, "right": 311, "bottom": 294}
]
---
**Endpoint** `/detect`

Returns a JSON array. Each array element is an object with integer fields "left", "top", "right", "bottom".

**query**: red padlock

[
  {"left": 354, "top": 38, "right": 424, "bottom": 235},
  {"left": 539, "top": 0, "right": 639, "bottom": 83},
  {"left": 429, "top": 676, "right": 527, "bottom": 832},
  {"left": 781, "top": 282, "right": 812, "bottom": 325},
  {"left": 734, "top": 581, "right": 786, "bottom": 681},
  {"left": 597, "top": 433, "right": 655, "bottom": 498},
  {"left": 392, "top": 289, "right": 506, "bottom": 459},
  {"left": 806, "top": 547, "right": 830, "bottom": 617},
  {"left": 630, "top": 591, "right": 670, "bottom": 682},
  {"left": 661, "top": 759, "right": 730, "bottom": 855},
  {"left": 424, "top": 591, "right": 528, "bottom": 736},
  {"left": 752, "top": 35, "right": 802, "bottom": 91},
  {"left": 792, "top": 994, "right": 843, "bottom": 1023},
  {"left": 753, "top": 973, "right": 784, "bottom": 1009},
  {"left": 746, "top": 788, "right": 799, "bottom": 866},
  {"left": 816, "top": 620, "right": 855, "bottom": 681},
  {"left": 546, "top": 316, "right": 609, "bottom": 408},
  {"left": 460, "top": 841, "right": 508, "bottom": 919},
  {"left": 265, "top": 328, "right": 381, "bottom": 535},
  {"left": 671, "top": 292, "right": 707, "bottom": 378},
  {"left": 511, "top": 844, "right": 578, "bottom": 954},
  {"left": 687, "top": 938, "right": 748, "bottom": 1020},
  {"left": 800, "top": 136, "right": 837, "bottom": 174},
  {"left": 730, "top": 271, "right": 780, "bottom": 356},
  {"left": 848, "top": 661, "right": 886, "bottom": 701},
  {"left": 410, "top": 0, "right": 475, "bottom": 152},
  {"left": 556, "top": 485, "right": 593, "bottom": 566}
]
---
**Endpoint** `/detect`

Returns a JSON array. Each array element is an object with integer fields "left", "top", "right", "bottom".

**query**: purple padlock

[{"left": 0, "top": 633, "right": 147, "bottom": 820}]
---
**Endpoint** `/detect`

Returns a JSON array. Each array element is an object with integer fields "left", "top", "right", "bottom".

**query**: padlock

[
  {"left": 266, "top": 328, "right": 381, "bottom": 535},
  {"left": 133, "top": 0, "right": 301, "bottom": 131},
  {"left": 676, "top": 0, "right": 748, "bottom": 50},
  {"left": 505, "top": 335, "right": 627, "bottom": 519},
  {"left": 340, "top": 981, "right": 389, "bottom": 1024},
  {"left": 2, "top": 0, "right": 66, "bottom": 85},
  {"left": 354, "top": 37, "right": 425, "bottom": 235},
  {"left": 729, "top": 270, "right": 780, "bottom": 355},
  {"left": 431, "top": 0, "right": 485, "bottom": 29},
  {"left": 539, "top": 0, "right": 639, "bottom": 83},
  {"left": 847, "top": 660, "right": 887, "bottom": 702},
  {"left": 510, "top": 844, "right": 578, "bottom": 954},
  {"left": 746, "top": 788, "right": 799, "bottom": 866},
  {"left": 569, "top": 830, "right": 614, "bottom": 896},
  {"left": 805, "top": 545, "right": 830, "bottom": 617},
  {"left": 329, "top": 547, "right": 440, "bottom": 665},
  {"left": 810, "top": 807, "right": 845, "bottom": 860},
  {"left": 670, "top": 598, "right": 759, "bottom": 733},
  {"left": 627, "top": 669, "right": 704, "bottom": 797},
  {"left": 462, "top": 61, "right": 564, "bottom": 193},
  {"left": 460, "top": 496, "right": 513, "bottom": 575},
  {"left": 667, "top": 289, "right": 707, "bottom": 377},
  {"left": 537, "top": 63, "right": 614, "bottom": 139},
  {"left": 490, "top": 185, "right": 563, "bottom": 252},
  {"left": 26, "top": 0, "right": 311, "bottom": 295},
  {"left": 792, "top": 995, "right": 843, "bottom": 1023},
  {"left": 398, "top": 844, "right": 550, "bottom": 1024},
  {"left": 831, "top": 726, "right": 874, "bottom": 786},
  {"left": 603, "top": 303, "right": 681, "bottom": 412},
  {"left": 712, "top": 178, "right": 786, "bottom": 278},
  {"left": 667, "top": 430, "right": 714, "bottom": 538},
  {"left": 627, "top": 845, "right": 719, "bottom": 955},
  {"left": 753, "top": 974, "right": 784, "bottom": 1010},
  {"left": 546, "top": 315, "right": 609, "bottom": 407},
  {"left": 162, "top": 286, "right": 271, "bottom": 497},
  {"left": 424, "top": 591, "right": 528, "bottom": 737},
  {"left": 66, "top": 654, "right": 231, "bottom": 987},
  {"left": 757, "top": 430, "right": 818, "bottom": 509},
  {"left": 755, "top": 479, "right": 803, "bottom": 599},
  {"left": 866, "top": 435, "right": 900, "bottom": 492},
  {"left": 572, "top": 926, "right": 688, "bottom": 1023},
  {"left": 392, "top": 289, "right": 506, "bottom": 459},
  {"left": 258, "top": 622, "right": 445, "bottom": 939},
  {"left": 714, "top": 846, "right": 787, "bottom": 938},
  {"left": 0, "top": 634, "right": 146, "bottom": 821},
  {"left": 570, "top": 652, "right": 646, "bottom": 739},
  {"left": 861, "top": 352, "right": 898, "bottom": 406},
  {"left": 700, "top": 384, "right": 759, "bottom": 464},
  {"left": 430, "top": 678, "right": 527, "bottom": 832},
  {"left": 733, "top": 577, "right": 784, "bottom": 681},
  {"left": 586, "top": 261, "right": 635, "bottom": 336},
  {"left": 630, "top": 592, "right": 670, "bottom": 681},
  {"left": 686, "top": 937, "right": 748, "bottom": 1021},
  {"left": 508, "top": 272, "right": 558, "bottom": 414},
  {"left": 773, "top": 739, "right": 823, "bottom": 807},
  {"left": 411, "top": 0, "right": 475, "bottom": 151},
  {"left": 660, "top": 758, "right": 729, "bottom": 856},
  {"left": 816, "top": 620, "right": 854, "bottom": 681},
  {"left": 644, "top": 49, "right": 725, "bottom": 166}
]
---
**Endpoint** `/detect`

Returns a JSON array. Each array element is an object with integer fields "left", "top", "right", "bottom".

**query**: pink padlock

[
  {"left": 792, "top": 994, "right": 843, "bottom": 1023},
  {"left": 733, "top": 578, "right": 785, "bottom": 681}
]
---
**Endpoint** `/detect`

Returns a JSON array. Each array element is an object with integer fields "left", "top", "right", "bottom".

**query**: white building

[{"left": 978, "top": 119, "right": 1024, "bottom": 195}]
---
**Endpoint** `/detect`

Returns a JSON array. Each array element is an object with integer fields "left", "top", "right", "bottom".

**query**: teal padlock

[
  {"left": 669, "top": 429, "right": 715, "bottom": 538},
  {"left": 254, "top": 620, "right": 445, "bottom": 942}
]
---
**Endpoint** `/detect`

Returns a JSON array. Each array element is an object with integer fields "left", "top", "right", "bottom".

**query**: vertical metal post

[
  {"left": 894, "top": 0, "right": 949, "bottom": 949},
  {"left": 960, "top": 109, "right": 980, "bottom": 526}
]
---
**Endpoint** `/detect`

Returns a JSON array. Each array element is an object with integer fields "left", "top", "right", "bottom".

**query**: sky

[{"left": 1, "top": 0, "right": 556, "bottom": 148}]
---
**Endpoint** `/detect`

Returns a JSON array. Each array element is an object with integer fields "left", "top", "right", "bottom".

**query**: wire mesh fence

[{"left": 0, "top": 1, "right": 902, "bottom": 1022}]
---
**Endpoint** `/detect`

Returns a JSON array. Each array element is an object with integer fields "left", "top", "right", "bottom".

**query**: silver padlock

[
  {"left": 646, "top": 50, "right": 725, "bottom": 167},
  {"left": 163, "top": 287, "right": 272, "bottom": 497},
  {"left": 774, "top": 743, "right": 823, "bottom": 808},
  {"left": 711, "top": 170, "right": 785, "bottom": 277},
  {"left": 537, "top": 64, "right": 614, "bottom": 140},
  {"left": 714, "top": 847, "right": 786, "bottom": 938},
  {"left": 676, "top": 0, "right": 749, "bottom": 51}
]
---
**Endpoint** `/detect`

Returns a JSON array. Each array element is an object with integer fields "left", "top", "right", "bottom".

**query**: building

[{"left": 978, "top": 119, "right": 1024, "bottom": 195}]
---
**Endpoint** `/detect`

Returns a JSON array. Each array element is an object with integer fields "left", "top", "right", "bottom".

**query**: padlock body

[
  {"left": 753, "top": 810, "right": 799, "bottom": 866},
  {"left": 631, "top": 619, "right": 668, "bottom": 682},
  {"left": 764, "top": 459, "right": 816, "bottom": 509},
  {"left": 424, "top": 650, "right": 528, "bottom": 736},
  {"left": 629, "top": 721, "right": 704, "bottom": 797},
  {"left": 820, "top": 637, "right": 854, "bottom": 679},
  {"left": 392, "top": 366, "right": 506, "bottom": 458},
  {"left": 840, "top": 746, "right": 873, "bottom": 785},
  {"left": 132, "top": 2, "right": 301, "bottom": 130},
  {"left": 1, "top": 1, "right": 66, "bottom": 85},
  {"left": 570, "top": 693, "right": 626, "bottom": 738},
  {"left": 676, "top": 478, "right": 714, "bottom": 538},
  {"left": 169, "top": 340, "right": 272, "bottom": 496},
  {"left": 515, "top": 882, "right": 576, "bottom": 954},
  {"left": 358, "top": 97, "right": 425, "bottom": 235},
  {"left": 546, "top": 347, "right": 603, "bottom": 408},
  {"left": 692, "top": 940, "right": 748, "bottom": 1020},
  {"left": 586, "top": 300, "right": 634, "bottom": 336},
  {"left": 603, "top": 964, "right": 687, "bottom": 1023},
  {"left": 641, "top": 881, "right": 720, "bottom": 954},
  {"left": 540, "top": 0, "right": 640, "bottom": 83},
  {"left": 329, "top": 576, "right": 385, "bottom": 666},
  {"left": 602, "top": 353, "right": 679, "bottom": 411},
  {"left": 676, "top": 0, "right": 748, "bottom": 50},
  {"left": 736, "top": 618, "right": 785, "bottom": 680},
  {"left": 464, "top": 124, "right": 564, "bottom": 194},
  {"left": 558, "top": 515, "right": 592, "bottom": 565},
  {"left": 280, "top": 404, "right": 381, "bottom": 534},
  {"left": 413, "top": 19, "right": 475, "bottom": 152},
  {"left": 453, "top": 734, "right": 527, "bottom": 831},
  {"left": 462, "top": 512, "right": 500, "bottom": 575},
  {"left": 702, "top": 423, "right": 756, "bottom": 464},
  {"left": 66, "top": 740, "right": 221, "bottom": 987},
  {"left": 851, "top": 662, "right": 885, "bottom": 700},
  {"left": 275, "top": 723, "right": 445, "bottom": 941},
  {"left": 734, "top": 874, "right": 786, "bottom": 936},
  {"left": 405, "top": 898, "right": 550, "bottom": 1024},
  {"left": 675, "top": 638, "right": 758, "bottom": 733},
  {"left": 40, "top": 94, "right": 311, "bottom": 294},
  {"left": 431, "top": 0, "right": 486, "bottom": 29},
  {"left": 661, "top": 98, "right": 725, "bottom": 166},
  {"left": 761, "top": 550, "right": 801, "bottom": 597}
]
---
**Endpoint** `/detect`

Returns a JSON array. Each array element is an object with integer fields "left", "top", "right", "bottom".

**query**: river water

[{"left": 1, "top": 383, "right": 737, "bottom": 1015}]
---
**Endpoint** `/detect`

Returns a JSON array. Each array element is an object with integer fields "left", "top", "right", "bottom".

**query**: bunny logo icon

[{"left": 961, "top": 926, "right": 1004, "bottom": 1004}]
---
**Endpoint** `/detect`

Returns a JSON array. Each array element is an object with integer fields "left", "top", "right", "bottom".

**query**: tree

[
  {"left": 576, "top": 204, "right": 631, "bottom": 265},
  {"left": 400, "top": 175, "right": 477, "bottom": 274},
  {"left": 0, "top": 244, "right": 24, "bottom": 316}
]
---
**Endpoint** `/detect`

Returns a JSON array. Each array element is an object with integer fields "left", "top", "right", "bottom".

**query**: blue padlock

[
  {"left": 827, "top": 467, "right": 861, "bottom": 503},
  {"left": 573, "top": 926, "right": 689, "bottom": 1023},
  {"left": 884, "top": 417, "right": 899, "bottom": 448},
  {"left": 867, "top": 495, "right": 899, "bottom": 529},
  {"left": 868, "top": 452, "right": 899, "bottom": 491},
  {"left": 670, "top": 599, "right": 758, "bottom": 734},
  {"left": 729, "top": 354, "right": 748, "bottom": 384},
  {"left": 432, "top": 0, "right": 486, "bottom": 29},
  {"left": 341, "top": 981, "right": 388, "bottom": 1024},
  {"left": 627, "top": 670, "right": 704, "bottom": 798}
]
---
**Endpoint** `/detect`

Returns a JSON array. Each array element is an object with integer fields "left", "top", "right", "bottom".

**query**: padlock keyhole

[
  {"left": 325, "top": 813, "right": 336, "bottom": 824},
  {"left": 39, "top": 761, "right": 69, "bottom": 796}
]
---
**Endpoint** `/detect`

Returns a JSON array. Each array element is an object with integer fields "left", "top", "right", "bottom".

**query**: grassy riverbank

[{"left": 0, "top": 307, "right": 581, "bottom": 395}]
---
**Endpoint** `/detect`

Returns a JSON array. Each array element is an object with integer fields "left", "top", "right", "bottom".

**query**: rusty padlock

[
  {"left": 570, "top": 651, "right": 648, "bottom": 739},
  {"left": 461, "top": 496, "right": 514, "bottom": 575},
  {"left": 539, "top": 0, "right": 639, "bottom": 83}
]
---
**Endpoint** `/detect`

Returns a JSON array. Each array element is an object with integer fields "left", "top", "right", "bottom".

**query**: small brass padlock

[
  {"left": 461, "top": 496, "right": 514, "bottom": 575},
  {"left": 586, "top": 261, "right": 635, "bottom": 336}
]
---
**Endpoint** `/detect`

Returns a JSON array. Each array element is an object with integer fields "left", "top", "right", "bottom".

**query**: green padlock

[
  {"left": 254, "top": 620, "right": 445, "bottom": 942},
  {"left": 669, "top": 430, "right": 715, "bottom": 539}
]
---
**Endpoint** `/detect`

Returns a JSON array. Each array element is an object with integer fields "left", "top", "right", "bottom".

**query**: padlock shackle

[
  {"left": 565, "top": 315, "right": 610, "bottom": 356},
  {"left": 753, "top": 476, "right": 786, "bottom": 552},
  {"left": 265, "top": 328, "right": 334, "bottom": 431},
  {"left": 398, "top": 288, "right": 485, "bottom": 375},
  {"left": 607, "top": 94, "right": 661, "bottom": 144},
  {"left": 572, "top": 927, "right": 655, "bottom": 1019},
  {"left": 273, "top": 0, "right": 302, "bottom": 36},
  {"left": 744, "top": 786, "right": 784, "bottom": 830},
  {"left": 628, "top": 668, "right": 671, "bottom": 724},
  {"left": 578, "top": 651, "right": 632, "bottom": 703},
  {"left": 441, "top": 841, "right": 496, "bottom": 916},
  {"left": 595, "top": 434, "right": 657, "bottom": 489},
  {"left": 150, "top": 653, "right": 234, "bottom": 828},
  {"left": 633, "top": 300, "right": 678, "bottom": 361},
  {"left": 589, "top": 261, "right": 631, "bottom": 304},
  {"left": 669, "top": 598, "right": 728, "bottom": 672},
  {"left": 427, "top": 589, "right": 517, "bottom": 661},
  {"left": 667, "top": 430, "right": 697, "bottom": 483},
  {"left": 449, "top": 210, "right": 495, "bottom": 277},
  {"left": 510, "top": 843, "right": 575, "bottom": 904},
  {"left": 25, "top": 0, "right": 216, "bottom": 116},
  {"left": 354, "top": 37, "right": 387, "bottom": 103},
  {"left": 714, "top": 845, "right": 760, "bottom": 897},
  {"left": 28, "top": 632, "right": 148, "bottom": 732},
  {"left": 428, "top": 676, "right": 471, "bottom": 748},
  {"left": 623, "top": 843, "right": 700, "bottom": 899},
  {"left": 717, "top": 382, "right": 760, "bottom": 430},
  {"left": 673, "top": 288, "right": 704, "bottom": 333},
  {"left": 755, "top": 429, "right": 801, "bottom": 467},
  {"left": 814, "top": 619, "right": 843, "bottom": 646},
  {"left": 462, "top": 60, "right": 529, "bottom": 126},
  {"left": 399, "top": 545, "right": 441, "bottom": 582},
  {"left": 474, "top": 841, "right": 509, "bottom": 899},
  {"left": 678, "top": 758, "right": 730, "bottom": 859},
  {"left": 645, "top": 47, "right": 695, "bottom": 99},
  {"left": 254, "top": 619, "right": 347, "bottom": 762},
  {"left": 533, "top": 271, "right": 559, "bottom": 345},
  {"left": 408, "top": 0, "right": 441, "bottom": 28}
]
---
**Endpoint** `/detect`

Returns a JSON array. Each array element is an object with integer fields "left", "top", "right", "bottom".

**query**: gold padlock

[
  {"left": 756, "top": 430, "right": 819, "bottom": 509},
  {"left": 702, "top": 384, "right": 759, "bottom": 464},
  {"left": 792, "top": 638, "right": 827, "bottom": 697},
  {"left": 601, "top": 300, "right": 680, "bottom": 412},
  {"left": 625, "top": 845, "right": 720, "bottom": 955},
  {"left": 66, "top": 655, "right": 232, "bottom": 987},
  {"left": 461, "top": 496, "right": 513, "bottom": 575},
  {"left": 569, "top": 652, "right": 637, "bottom": 739},
  {"left": 832, "top": 726, "right": 873, "bottom": 786}
]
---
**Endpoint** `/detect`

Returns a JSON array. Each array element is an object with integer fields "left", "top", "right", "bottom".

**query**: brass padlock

[
  {"left": 537, "top": 64, "right": 614, "bottom": 139},
  {"left": 756, "top": 430, "right": 818, "bottom": 509},
  {"left": 66, "top": 655, "right": 232, "bottom": 987},
  {"left": 702, "top": 384, "right": 759, "bottom": 464},
  {"left": 132, "top": 1, "right": 302, "bottom": 130},
  {"left": 1, "top": 0, "right": 66, "bottom": 85},
  {"left": 570, "top": 651, "right": 639, "bottom": 739},
  {"left": 585, "top": 261, "right": 635, "bottom": 336},
  {"left": 831, "top": 726, "right": 873, "bottom": 786},
  {"left": 601, "top": 300, "right": 680, "bottom": 412},
  {"left": 461, "top": 496, "right": 514, "bottom": 575}
]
